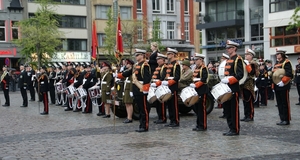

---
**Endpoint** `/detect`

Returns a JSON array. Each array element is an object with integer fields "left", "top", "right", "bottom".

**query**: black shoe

[
  {"left": 224, "top": 131, "right": 239, "bottom": 136},
  {"left": 240, "top": 117, "right": 246, "bottom": 121},
  {"left": 192, "top": 127, "right": 206, "bottom": 131},
  {"left": 62, "top": 104, "right": 68, "bottom": 107},
  {"left": 29, "top": 99, "right": 35, "bottom": 101},
  {"left": 73, "top": 109, "right": 80, "bottom": 112},
  {"left": 123, "top": 119, "right": 133, "bottom": 123},
  {"left": 97, "top": 112, "right": 105, "bottom": 116},
  {"left": 155, "top": 119, "right": 167, "bottom": 124},
  {"left": 244, "top": 118, "right": 254, "bottom": 122},
  {"left": 276, "top": 121, "right": 290, "bottom": 125},
  {"left": 223, "top": 130, "right": 231, "bottom": 135},
  {"left": 40, "top": 112, "right": 48, "bottom": 115},
  {"left": 103, "top": 115, "right": 111, "bottom": 118},
  {"left": 296, "top": 102, "right": 300, "bottom": 105},
  {"left": 2, "top": 104, "right": 9, "bottom": 107},
  {"left": 219, "top": 115, "right": 226, "bottom": 118},
  {"left": 20, "top": 105, "right": 27, "bottom": 107},
  {"left": 135, "top": 128, "right": 148, "bottom": 132},
  {"left": 166, "top": 123, "right": 179, "bottom": 127},
  {"left": 64, "top": 108, "right": 72, "bottom": 111}
]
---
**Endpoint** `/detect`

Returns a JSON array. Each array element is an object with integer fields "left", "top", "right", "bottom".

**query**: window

[
  {"left": 167, "top": 21, "right": 175, "bottom": 39},
  {"left": 120, "top": 7, "right": 131, "bottom": 20},
  {"left": 269, "top": 0, "right": 299, "bottom": 13},
  {"left": 97, "top": 33, "right": 106, "bottom": 47},
  {"left": 270, "top": 26, "right": 300, "bottom": 47},
  {"left": 0, "top": 21, "right": 5, "bottom": 41},
  {"left": 251, "top": 24, "right": 263, "bottom": 41},
  {"left": 152, "top": 0, "right": 160, "bottom": 13},
  {"left": 137, "top": 25, "right": 143, "bottom": 41},
  {"left": 216, "top": 1, "right": 226, "bottom": 21},
  {"left": 167, "top": 0, "right": 175, "bottom": 13},
  {"left": 137, "top": 0, "right": 142, "bottom": 12},
  {"left": 59, "top": 16, "right": 86, "bottom": 28},
  {"left": 62, "top": 39, "right": 87, "bottom": 51},
  {"left": 51, "top": 0, "right": 86, "bottom": 5},
  {"left": 95, "top": 5, "right": 110, "bottom": 19},
  {"left": 184, "top": 0, "right": 189, "bottom": 14},
  {"left": 11, "top": 21, "right": 19, "bottom": 40},
  {"left": 184, "top": 22, "right": 189, "bottom": 41}
]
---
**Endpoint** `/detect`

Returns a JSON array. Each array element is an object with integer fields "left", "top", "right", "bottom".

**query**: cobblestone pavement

[{"left": 1, "top": 86, "right": 300, "bottom": 160}]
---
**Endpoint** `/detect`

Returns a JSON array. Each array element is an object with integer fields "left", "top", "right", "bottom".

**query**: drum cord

[{"left": 254, "top": 90, "right": 259, "bottom": 103}]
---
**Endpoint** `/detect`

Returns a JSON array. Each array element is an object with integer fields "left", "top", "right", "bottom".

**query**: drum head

[
  {"left": 218, "top": 93, "right": 232, "bottom": 104},
  {"left": 160, "top": 93, "right": 172, "bottom": 102},
  {"left": 148, "top": 96, "right": 157, "bottom": 104},
  {"left": 184, "top": 96, "right": 199, "bottom": 107}
]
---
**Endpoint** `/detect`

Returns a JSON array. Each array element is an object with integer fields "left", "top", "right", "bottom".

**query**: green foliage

[
  {"left": 286, "top": 7, "right": 300, "bottom": 31},
  {"left": 103, "top": 8, "right": 118, "bottom": 64},
  {"left": 150, "top": 17, "right": 165, "bottom": 52},
  {"left": 13, "top": 0, "right": 63, "bottom": 69}
]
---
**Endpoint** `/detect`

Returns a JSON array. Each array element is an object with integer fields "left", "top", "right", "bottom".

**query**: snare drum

[
  {"left": 55, "top": 83, "right": 63, "bottom": 93},
  {"left": 66, "top": 86, "right": 76, "bottom": 97},
  {"left": 75, "top": 88, "right": 87, "bottom": 99},
  {"left": 180, "top": 87, "right": 199, "bottom": 107},
  {"left": 210, "top": 82, "right": 232, "bottom": 104},
  {"left": 147, "top": 87, "right": 157, "bottom": 104},
  {"left": 88, "top": 86, "right": 101, "bottom": 99},
  {"left": 155, "top": 85, "right": 172, "bottom": 102}
]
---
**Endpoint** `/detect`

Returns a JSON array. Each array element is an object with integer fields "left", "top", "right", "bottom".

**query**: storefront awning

[{"left": 263, "top": 18, "right": 292, "bottom": 28}]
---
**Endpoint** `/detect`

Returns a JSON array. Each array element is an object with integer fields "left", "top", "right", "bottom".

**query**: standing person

[
  {"left": 266, "top": 60, "right": 274, "bottom": 100},
  {"left": 39, "top": 66, "right": 49, "bottom": 115},
  {"left": 27, "top": 66, "right": 36, "bottom": 101},
  {"left": 273, "top": 48, "right": 293, "bottom": 125},
  {"left": 240, "top": 49, "right": 259, "bottom": 122},
  {"left": 11, "top": 71, "right": 16, "bottom": 92},
  {"left": 132, "top": 49, "right": 151, "bottom": 132},
  {"left": 156, "top": 48, "right": 181, "bottom": 127},
  {"left": 256, "top": 63, "right": 268, "bottom": 106},
  {"left": 294, "top": 56, "right": 300, "bottom": 105},
  {"left": 151, "top": 53, "right": 168, "bottom": 124},
  {"left": 189, "top": 53, "right": 208, "bottom": 131},
  {"left": 220, "top": 40, "right": 244, "bottom": 136},
  {"left": 81, "top": 64, "right": 97, "bottom": 113},
  {"left": 178, "top": 60, "right": 193, "bottom": 91},
  {"left": 218, "top": 53, "right": 230, "bottom": 117},
  {"left": 117, "top": 59, "right": 135, "bottom": 123},
  {"left": 55, "top": 66, "right": 63, "bottom": 106},
  {"left": 1, "top": 65, "right": 10, "bottom": 107},
  {"left": 48, "top": 67, "right": 56, "bottom": 105},
  {"left": 60, "top": 63, "right": 75, "bottom": 111},
  {"left": 18, "top": 64, "right": 28, "bottom": 107},
  {"left": 100, "top": 61, "right": 113, "bottom": 118},
  {"left": 149, "top": 42, "right": 159, "bottom": 75}
]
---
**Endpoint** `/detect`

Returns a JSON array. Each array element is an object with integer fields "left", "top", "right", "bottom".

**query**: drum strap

[
  {"left": 234, "top": 55, "right": 245, "bottom": 78},
  {"left": 199, "top": 65, "right": 209, "bottom": 84},
  {"left": 282, "top": 59, "right": 294, "bottom": 78}
]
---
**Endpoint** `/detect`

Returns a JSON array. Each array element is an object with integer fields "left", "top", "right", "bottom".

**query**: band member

[
  {"left": 81, "top": 64, "right": 97, "bottom": 113},
  {"left": 27, "top": 66, "right": 36, "bottom": 101},
  {"left": 19, "top": 64, "right": 28, "bottom": 107},
  {"left": 273, "top": 48, "right": 293, "bottom": 125},
  {"left": 73, "top": 64, "right": 85, "bottom": 112},
  {"left": 189, "top": 53, "right": 208, "bottom": 131},
  {"left": 220, "top": 40, "right": 244, "bottom": 136},
  {"left": 218, "top": 53, "right": 230, "bottom": 118},
  {"left": 117, "top": 59, "right": 135, "bottom": 123},
  {"left": 39, "top": 66, "right": 49, "bottom": 115},
  {"left": 33, "top": 69, "right": 42, "bottom": 102},
  {"left": 256, "top": 63, "right": 268, "bottom": 106},
  {"left": 132, "top": 49, "right": 151, "bottom": 132},
  {"left": 61, "top": 63, "right": 75, "bottom": 111},
  {"left": 156, "top": 48, "right": 181, "bottom": 127},
  {"left": 61, "top": 63, "right": 68, "bottom": 107},
  {"left": 48, "top": 66, "right": 56, "bottom": 105},
  {"left": 1, "top": 65, "right": 10, "bottom": 107},
  {"left": 95, "top": 64, "right": 105, "bottom": 116},
  {"left": 100, "top": 61, "right": 113, "bottom": 118},
  {"left": 266, "top": 60, "right": 274, "bottom": 100},
  {"left": 179, "top": 60, "right": 193, "bottom": 91},
  {"left": 149, "top": 42, "right": 159, "bottom": 75},
  {"left": 295, "top": 56, "right": 300, "bottom": 105},
  {"left": 240, "top": 49, "right": 259, "bottom": 122},
  {"left": 151, "top": 53, "right": 168, "bottom": 124},
  {"left": 55, "top": 66, "right": 63, "bottom": 106}
]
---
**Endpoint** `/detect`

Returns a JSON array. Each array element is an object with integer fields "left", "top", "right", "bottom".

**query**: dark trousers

[
  {"left": 275, "top": 89, "right": 291, "bottom": 122},
  {"left": 267, "top": 86, "right": 274, "bottom": 100},
  {"left": 42, "top": 92, "right": 49, "bottom": 113},
  {"left": 97, "top": 97, "right": 104, "bottom": 113},
  {"left": 36, "top": 87, "right": 42, "bottom": 101},
  {"left": 194, "top": 94, "right": 207, "bottom": 129},
  {"left": 155, "top": 100, "right": 167, "bottom": 121},
  {"left": 20, "top": 87, "right": 28, "bottom": 106},
  {"left": 135, "top": 94, "right": 150, "bottom": 130},
  {"left": 259, "top": 87, "right": 268, "bottom": 105},
  {"left": 242, "top": 89, "right": 254, "bottom": 119},
  {"left": 57, "top": 93, "right": 62, "bottom": 105},
  {"left": 167, "top": 91, "right": 179, "bottom": 125},
  {"left": 49, "top": 87, "right": 55, "bottom": 104},
  {"left": 63, "top": 93, "right": 67, "bottom": 105},
  {"left": 3, "top": 89, "right": 10, "bottom": 105},
  {"left": 28, "top": 85, "right": 35, "bottom": 100},
  {"left": 223, "top": 92, "right": 240, "bottom": 134},
  {"left": 84, "top": 95, "right": 93, "bottom": 113},
  {"left": 296, "top": 83, "right": 300, "bottom": 103}
]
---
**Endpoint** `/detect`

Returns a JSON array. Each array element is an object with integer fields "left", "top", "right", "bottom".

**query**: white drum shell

[
  {"left": 155, "top": 85, "right": 171, "bottom": 101},
  {"left": 180, "top": 87, "right": 198, "bottom": 103},
  {"left": 147, "top": 87, "right": 157, "bottom": 104},
  {"left": 210, "top": 82, "right": 231, "bottom": 101}
]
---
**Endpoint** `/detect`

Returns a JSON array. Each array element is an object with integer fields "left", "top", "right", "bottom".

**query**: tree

[
  {"left": 286, "top": 7, "right": 300, "bottom": 31},
  {"left": 13, "top": 0, "right": 63, "bottom": 69},
  {"left": 150, "top": 17, "right": 165, "bottom": 52}
]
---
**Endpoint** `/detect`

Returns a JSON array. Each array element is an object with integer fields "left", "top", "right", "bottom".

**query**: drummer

[
  {"left": 100, "top": 61, "right": 113, "bottom": 118},
  {"left": 272, "top": 48, "right": 293, "bottom": 125},
  {"left": 151, "top": 53, "right": 168, "bottom": 124},
  {"left": 81, "top": 64, "right": 97, "bottom": 113},
  {"left": 189, "top": 53, "right": 209, "bottom": 131},
  {"left": 73, "top": 63, "right": 85, "bottom": 112},
  {"left": 220, "top": 40, "right": 244, "bottom": 136}
]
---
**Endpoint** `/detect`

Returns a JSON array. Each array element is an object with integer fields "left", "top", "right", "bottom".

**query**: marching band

[{"left": 1, "top": 40, "right": 300, "bottom": 135}]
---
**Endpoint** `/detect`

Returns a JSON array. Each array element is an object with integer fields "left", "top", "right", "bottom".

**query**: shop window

[{"left": 0, "top": 21, "right": 5, "bottom": 41}]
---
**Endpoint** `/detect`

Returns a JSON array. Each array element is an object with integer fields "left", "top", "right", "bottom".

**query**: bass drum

[{"left": 111, "top": 100, "right": 139, "bottom": 120}]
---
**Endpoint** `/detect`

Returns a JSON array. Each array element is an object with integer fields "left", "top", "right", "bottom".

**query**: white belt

[
  {"left": 41, "top": 82, "right": 44, "bottom": 84},
  {"left": 167, "top": 77, "right": 174, "bottom": 80},
  {"left": 139, "top": 81, "right": 143, "bottom": 84},
  {"left": 152, "top": 79, "right": 159, "bottom": 82},
  {"left": 125, "top": 80, "right": 131, "bottom": 83},
  {"left": 193, "top": 78, "right": 201, "bottom": 82},
  {"left": 102, "top": 82, "right": 107, "bottom": 84},
  {"left": 261, "top": 78, "right": 265, "bottom": 80}
]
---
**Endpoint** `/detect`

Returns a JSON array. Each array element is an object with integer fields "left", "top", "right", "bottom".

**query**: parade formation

[{"left": 1, "top": 40, "right": 299, "bottom": 136}]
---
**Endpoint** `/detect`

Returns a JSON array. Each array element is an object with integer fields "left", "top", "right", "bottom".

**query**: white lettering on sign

[{"left": 52, "top": 52, "right": 91, "bottom": 62}]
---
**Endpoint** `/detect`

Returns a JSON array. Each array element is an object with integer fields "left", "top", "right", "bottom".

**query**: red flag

[
  {"left": 116, "top": 14, "right": 123, "bottom": 58},
  {"left": 91, "top": 20, "right": 98, "bottom": 61}
]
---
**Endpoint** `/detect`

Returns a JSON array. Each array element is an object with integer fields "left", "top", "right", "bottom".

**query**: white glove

[
  {"left": 221, "top": 78, "right": 229, "bottom": 84},
  {"left": 143, "top": 91, "right": 148, "bottom": 94},
  {"left": 162, "top": 81, "right": 168, "bottom": 86},
  {"left": 23, "top": 87, "right": 26, "bottom": 89},
  {"left": 130, "top": 92, "right": 133, "bottom": 97},
  {"left": 112, "top": 73, "right": 116, "bottom": 78},
  {"left": 111, "top": 87, "right": 115, "bottom": 91},
  {"left": 277, "top": 81, "right": 284, "bottom": 87},
  {"left": 151, "top": 83, "right": 157, "bottom": 87},
  {"left": 106, "top": 92, "right": 110, "bottom": 95},
  {"left": 189, "top": 83, "right": 196, "bottom": 88},
  {"left": 244, "top": 60, "right": 249, "bottom": 65},
  {"left": 254, "top": 78, "right": 257, "bottom": 81}
]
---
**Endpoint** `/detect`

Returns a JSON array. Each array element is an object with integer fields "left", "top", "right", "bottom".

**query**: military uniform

[
  {"left": 18, "top": 66, "right": 28, "bottom": 107},
  {"left": 266, "top": 61, "right": 274, "bottom": 100},
  {"left": 118, "top": 68, "right": 133, "bottom": 104},
  {"left": 100, "top": 70, "right": 113, "bottom": 107},
  {"left": 256, "top": 65, "right": 268, "bottom": 106},
  {"left": 39, "top": 68, "right": 49, "bottom": 115},
  {"left": 48, "top": 69, "right": 56, "bottom": 104},
  {"left": 82, "top": 70, "right": 97, "bottom": 113},
  {"left": 55, "top": 68, "right": 63, "bottom": 105},
  {"left": 1, "top": 67, "right": 10, "bottom": 106},
  {"left": 27, "top": 69, "right": 36, "bottom": 101},
  {"left": 62, "top": 66, "right": 75, "bottom": 111},
  {"left": 73, "top": 67, "right": 85, "bottom": 111},
  {"left": 295, "top": 57, "right": 300, "bottom": 105}
]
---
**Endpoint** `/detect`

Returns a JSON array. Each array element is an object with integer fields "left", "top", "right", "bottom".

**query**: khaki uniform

[{"left": 101, "top": 71, "right": 113, "bottom": 103}]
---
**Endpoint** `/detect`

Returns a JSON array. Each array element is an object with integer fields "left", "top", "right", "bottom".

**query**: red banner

[
  {"left": 116, "top": 14, "right": 123, "bottom": 58},
  {"left": 91, "top": 20, "right": 98, "bottom": 61}
]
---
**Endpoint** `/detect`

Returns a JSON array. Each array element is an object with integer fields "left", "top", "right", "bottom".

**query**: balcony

[{"left": 250, "top": 6, "right": 263, "bottom": 24}]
